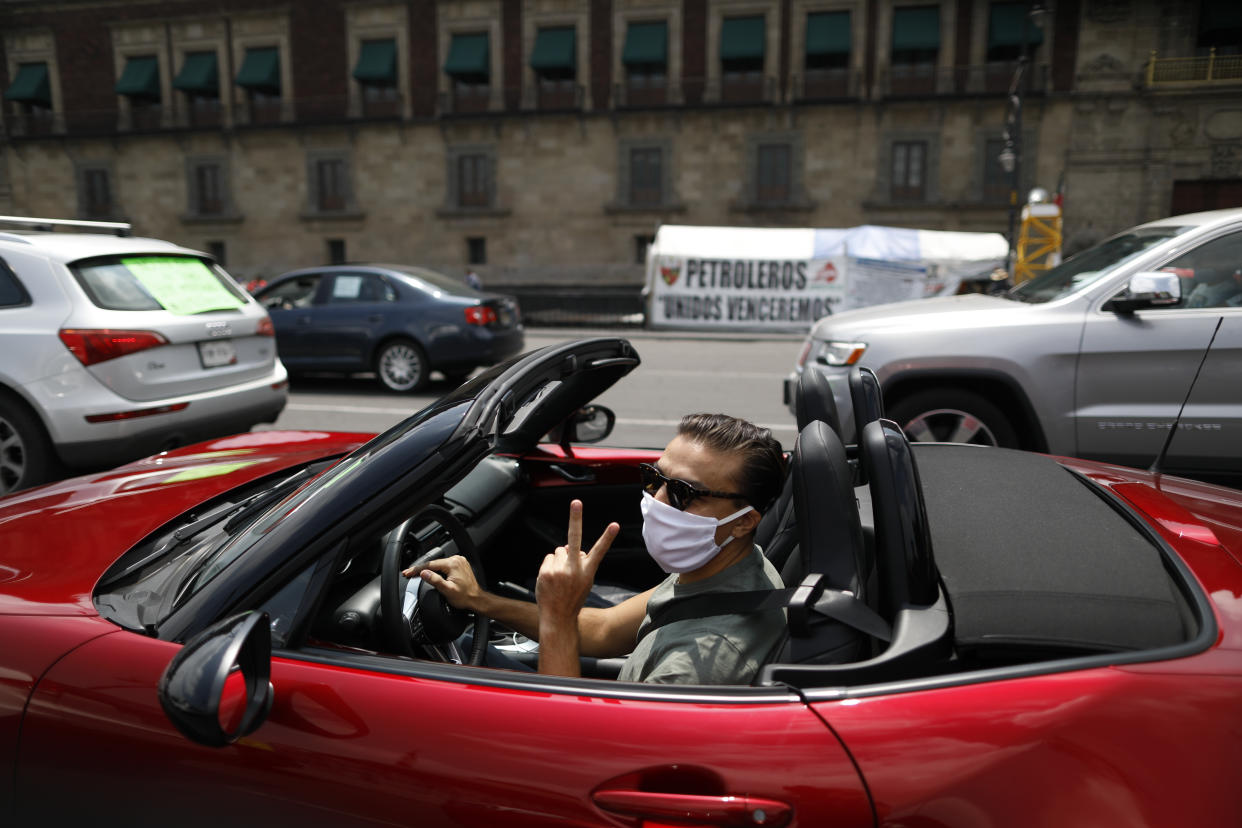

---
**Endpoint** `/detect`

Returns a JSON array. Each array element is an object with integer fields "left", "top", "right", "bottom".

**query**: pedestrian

[{"left": 465, "top": 268, "right": 483, "bottom": 290}]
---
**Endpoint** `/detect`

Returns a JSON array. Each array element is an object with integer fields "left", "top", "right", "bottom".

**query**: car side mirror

[
  {"left": 570, "top": 404, "right": 615, "bottom": 444},
  {"left": 1104, "top": 271, "right": 1182, "bottom": 315},
  {"left": 158, "top": 611, "right": 274, "bottom": 748}
]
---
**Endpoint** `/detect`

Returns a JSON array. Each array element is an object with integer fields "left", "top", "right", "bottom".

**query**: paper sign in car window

[
  {"left": 121, "top": 257, "right": 245, "bottom": 315},
  {"left": 332, "top": 275, "right": 363, "bottom": 299}
]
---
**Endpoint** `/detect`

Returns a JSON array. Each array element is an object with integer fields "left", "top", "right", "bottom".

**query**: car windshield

[
  {"left": 1007, "top": 226, "right": 1190, "bottom": 304},
  {"left": 71, "top": 255, "right": 249, "bottom": 313},
  {"left": 385, "top": 264, "right": 478, "bottom": 296}
]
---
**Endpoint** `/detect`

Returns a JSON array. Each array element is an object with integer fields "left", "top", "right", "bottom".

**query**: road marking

[{"left": 287, "top": 403, "right": 796, "bottom": 433}]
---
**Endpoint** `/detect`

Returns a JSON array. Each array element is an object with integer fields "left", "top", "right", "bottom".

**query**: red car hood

[{"left": 0, "top": 430, "right": 370, "bottom": 617}]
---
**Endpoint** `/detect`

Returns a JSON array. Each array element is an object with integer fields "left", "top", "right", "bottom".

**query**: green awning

[
  {"left": 721, "top": 16, "right": 766, "bottom": 61},
  {"left": 444, "top": 33, "right": 489, "bottom": 77},
  {"left": 622, "top": 21, "right": 668, "bottom": 65},
  {"left": 987, "top": 3, "right": 1045, "bottom": 48},
  {"left": 807, "top": 11, "right": 850, "bottom": 55},
  {"left": 353, "top": 39, "right": 397, "bottom": 84},
  {"left": 173, "top": 51, "right": 219, "bottom": 94},
  {"left": 892, "top": 6, "right": 940, "bottom": 51},
  {"left": 115, "top": 56, "right": 160, "bottom": 100},
  {"left": 4, "top": 62, "right": 50, "bottom": 104},
  {"left": 236, "top": 47, "right": 281, "bottom": 92},
  {"left": 530, "top": 27, "right": 576, "bottom": 71}
]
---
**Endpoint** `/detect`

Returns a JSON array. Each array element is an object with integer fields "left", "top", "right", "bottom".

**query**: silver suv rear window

[{"left": 71, "top": 255, "right": 248, "bottom": 314}]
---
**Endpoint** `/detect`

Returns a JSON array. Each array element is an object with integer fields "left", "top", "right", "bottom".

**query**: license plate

[{"left": 198, "top": 339, "right": 237, "bottom": 368}]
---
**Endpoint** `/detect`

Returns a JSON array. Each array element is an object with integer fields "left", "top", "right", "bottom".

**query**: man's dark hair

[{"left": 677, "top": 413, "right": 786, "bottom": 513}]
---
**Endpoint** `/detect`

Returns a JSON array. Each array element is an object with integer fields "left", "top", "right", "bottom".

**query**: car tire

[
  {"left": 375, "top": 339, "right": 429, "bottom": 393},
  {"left": 0, "top": 393, "right": 57, "bottom": 495},
  {"left": 888, "top": 389, "right": 1018, "bottom": 448}
]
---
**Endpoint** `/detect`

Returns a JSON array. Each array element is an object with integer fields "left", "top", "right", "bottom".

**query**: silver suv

[
  {"left": 787, "top": 208, "right": 1242, "bottom": 479},
  {"left": 0, "top": 217, "right": 288, "bottom": 494}
]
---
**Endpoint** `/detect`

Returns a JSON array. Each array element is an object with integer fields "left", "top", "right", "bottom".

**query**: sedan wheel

[
  {"left": 889, "top": 390, "right": 1018, "bottom": 448},
  {"left": 376, "top": 340, "right": 429, "bottom": 393}
]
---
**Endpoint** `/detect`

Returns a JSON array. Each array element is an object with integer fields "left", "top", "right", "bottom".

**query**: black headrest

[
  {"left": 791, "top": 420, "right": 869, "bottom": 597},
  {"left": 848, "top": 366, "right": 884, "bottom": 442},
  {"left": 860, "top": 419, "right": 938, "bottom": 619},
  {"left": 795, "top": 368, "right": 842, "bottom": 436}
]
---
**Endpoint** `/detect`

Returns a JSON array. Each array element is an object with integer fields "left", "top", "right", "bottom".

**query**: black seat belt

[{"left": 637, "top": 576, "right": 891, "bottom": 645}]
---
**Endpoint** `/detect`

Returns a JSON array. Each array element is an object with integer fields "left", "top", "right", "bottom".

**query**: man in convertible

[{"left": 407, "top": 413, "right": 787, "bottom": 684}]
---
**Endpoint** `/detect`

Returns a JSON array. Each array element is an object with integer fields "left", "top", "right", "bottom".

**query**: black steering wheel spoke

[{"left": 381, "top": 505, "right": 490, "bottom": 666}]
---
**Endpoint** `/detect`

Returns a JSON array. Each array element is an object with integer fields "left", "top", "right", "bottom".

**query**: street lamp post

[{"left": 998, "top": 2, "right": 1045, "bottom": 281}]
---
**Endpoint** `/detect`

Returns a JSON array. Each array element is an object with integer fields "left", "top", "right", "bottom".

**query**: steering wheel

[{"left": 381, "top": 504, "right": 490, "bottom": 666}]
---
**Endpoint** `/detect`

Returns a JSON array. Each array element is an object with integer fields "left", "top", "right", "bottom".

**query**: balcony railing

[
  {"left": 877, "top": 62, "right": 1048, "bottom": 97},
  {"left": 792, "top": 69, "right": 861, "bottom": 100},
  {"left": 1146, "top": 49, "right": 1242, "bottom": 87}
]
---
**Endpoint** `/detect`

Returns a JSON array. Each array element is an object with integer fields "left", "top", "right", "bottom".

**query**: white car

[
  {"left": 0, "top": 217, "right": 287, "bottom": 494},
  {"left": 787, "top": 208, "right": 1242, "bottom": 481}
]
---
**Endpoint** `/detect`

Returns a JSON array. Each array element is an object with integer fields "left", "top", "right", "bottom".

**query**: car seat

[{"left": 756, "top": 367, "right": 843, "bottom": 571}]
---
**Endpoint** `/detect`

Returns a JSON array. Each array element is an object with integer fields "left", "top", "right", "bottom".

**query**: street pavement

[{"left": 258, "top": 327, "right": 805, "bottom": 450}]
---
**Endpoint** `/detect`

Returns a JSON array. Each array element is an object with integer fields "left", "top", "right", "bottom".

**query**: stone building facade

[{"left": 1, "top": 0, "right": 1239, "bottom": 285}]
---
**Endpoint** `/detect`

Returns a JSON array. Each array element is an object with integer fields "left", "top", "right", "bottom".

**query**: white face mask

[{"left": 640, "top": 492, "right": 754, "bottom": 574}]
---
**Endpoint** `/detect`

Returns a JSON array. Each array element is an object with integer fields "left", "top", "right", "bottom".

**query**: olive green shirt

[{"left": 618, "top": 547, "right": 785, "bottom": 685}]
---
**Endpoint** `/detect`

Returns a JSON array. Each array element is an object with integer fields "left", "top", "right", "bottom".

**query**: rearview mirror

[{"left": 1104, "top": 271, "right": 1182, "bottom": 314}]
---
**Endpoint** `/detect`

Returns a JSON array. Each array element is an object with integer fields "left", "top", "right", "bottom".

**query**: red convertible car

[{"left": 1, "top": 337, "right": 1240, "bottom": 827}]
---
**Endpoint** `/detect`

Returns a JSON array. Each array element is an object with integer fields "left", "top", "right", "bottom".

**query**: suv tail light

[
  {"left": 256, "top": 316, "right": 275, "bottom": 336},
  {"left": 464, "top": 305, "right": 498, "bottom": 327},
  {"left": 59, "top": 329, "right": 169, "bottom": 366}
]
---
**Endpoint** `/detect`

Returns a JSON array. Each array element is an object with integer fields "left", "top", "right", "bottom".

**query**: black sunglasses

[{"left": 638, "top": 462, "right": 747, "bottom": 511}]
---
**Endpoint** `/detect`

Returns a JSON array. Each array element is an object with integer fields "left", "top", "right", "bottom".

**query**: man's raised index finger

[{"left": 567, "top": 499, "right": 583, "bottom": 553}]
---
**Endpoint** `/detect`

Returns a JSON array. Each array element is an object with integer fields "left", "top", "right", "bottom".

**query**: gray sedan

[{"left": 255, "top": 264, "right": 524, "bottom": 392}]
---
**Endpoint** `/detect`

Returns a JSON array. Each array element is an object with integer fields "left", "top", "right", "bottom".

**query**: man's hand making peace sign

[{"left": 535, "top": 499, "right": 619, "bottom": 676}]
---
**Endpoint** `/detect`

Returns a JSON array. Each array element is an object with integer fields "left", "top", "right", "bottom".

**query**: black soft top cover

[{"left": 913, "top": 444, "right": 1190, "bottom": 654}]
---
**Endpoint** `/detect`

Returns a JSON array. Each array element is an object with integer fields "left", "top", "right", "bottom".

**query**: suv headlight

[{"left": 816, "top": 340, "right": 868, "bottom": 366}]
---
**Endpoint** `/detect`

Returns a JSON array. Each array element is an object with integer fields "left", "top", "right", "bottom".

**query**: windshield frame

[{"left": 1007, "top": 225, "right": 1192, "bottom": 304}]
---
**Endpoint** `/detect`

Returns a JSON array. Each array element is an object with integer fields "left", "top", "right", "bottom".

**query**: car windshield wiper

[{"left": 98, "top": 467, "right": 316, "bottom": 589}]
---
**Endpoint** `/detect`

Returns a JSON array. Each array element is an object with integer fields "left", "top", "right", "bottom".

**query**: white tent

[{"left": 645, "top": 224, "right": 1008, "bottom": 331}]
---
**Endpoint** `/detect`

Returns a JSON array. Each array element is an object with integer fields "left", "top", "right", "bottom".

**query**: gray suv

[
  {"left": 0, "top": 218, "right": 287, "bottom": 494},
  {"left": 787, "top": 208, "right": 1242, "bottom": 479}
]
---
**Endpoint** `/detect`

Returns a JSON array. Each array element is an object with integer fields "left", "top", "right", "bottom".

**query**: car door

[
  {"left": 307, "top": 272, "right": 399, "bottom": 370},
  {"left": 15, "top": 630, "right": 873, "bottom": 827},
  {"left": 255, "top": 273, "right": 323, "bottom": 366},
  {"left": 1075, "top": 227, "right": 1242, "bottom": 475}
]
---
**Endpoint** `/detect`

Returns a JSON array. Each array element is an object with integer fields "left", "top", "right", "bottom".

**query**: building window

[
  {"left": 4, "top": 62, "right": 54, "bottom": 135},
  {"left": 206, "top": 240, "right": 227, "bottom": 266},
  {"left": 457, "top": 154, "right": 491, "bottom": 208},
  {"left": 444, "top": 32, "right": 490, "bottom": 114},
  {"left": 622, "top": 20, "right": 668, "bottom": 106},
  {"left": 235, "top": 46, "right": 282, "bottom": 124},
  {"left": 306, "top": 152, "right": 357, "bottom": 215},
  {"left": 892, "top": 140, "right": 928, "bottom": 201},
  {"left": 467, "top": 236, "right": 487, "bottom": 265},
  {"left": 530, "top": 26, "right": 578, "bottom": 109},
  {"left": 193, "top": 162, "right": 224, "bottom": 216},
  {"left": 804, "top": 11, "right": 850, "bottom": 98},
  {"left": 720, "top": 16, "right": 766, "bottom": 102},
  {"left": 173, "top": 51, "right": 221, "bottom": 127},
  {"left": 890, "top": 6, "right": 939, "bottom": 96},
  {"left": 353, "top": 38, "right": 399, "bottom": 117},
  {"left": 629, "top": 147, "right": 664, "bottom": 206},
  {"left": 982, "top": 137, "right": 1009, "bottom": 202},
  {"left": 76, "top": 165, "right": 114, "bottom": 220},
  {"left": 756, "top": 143, "right": 792, "bottom": 204},
  {"left": 635, "top": 234, "right": 654, "bottom": 264},
  {"left": 115, "top": 55, "right": 162, "bottom": 129},
  {"left": 1197, "top": 0, "right": 1242, "bottom": 56},
  {"left": 445, "top": 146, "right": 499, "bottom": 213},
  {"left": 327, "top": 239, "right": 347, "bottom": 265}
]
